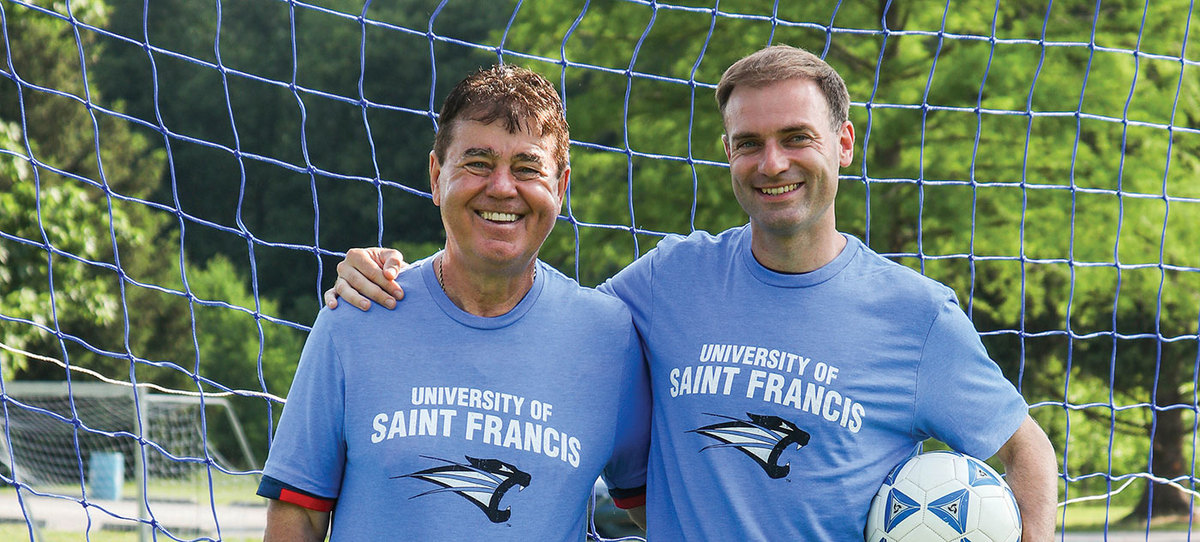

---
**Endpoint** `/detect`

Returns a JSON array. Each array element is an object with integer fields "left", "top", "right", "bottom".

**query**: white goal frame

[{"left": 0, "top": 380, "right": 259, "bottom": 541}]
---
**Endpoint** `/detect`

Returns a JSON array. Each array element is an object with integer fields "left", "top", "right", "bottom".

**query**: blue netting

[{"left": 1, "top": 0, "right": 1199, "bottom": 540}]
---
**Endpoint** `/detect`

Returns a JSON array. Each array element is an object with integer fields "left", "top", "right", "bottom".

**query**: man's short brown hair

[
  {"left": 715, "top": 45, "right": 850, "bottom": 130},
  {"left": 433, "top": 65, "right": 570, "bottom": 177}
]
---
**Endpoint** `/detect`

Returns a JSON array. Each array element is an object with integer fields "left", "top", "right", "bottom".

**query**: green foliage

[
  {"left": 185, "top": 255, "right": 305, "bottom": 462},
  {"left": 185, "top": 255, "right": 300, "bottom": 397},
  {"left": 0, "top": 0, "right": 302, "bottom": 465},
  {"left": 0, "top": 121, "right": 127, "bottom": 376},
  {"left": 0, "top": 0, "right": 175, "bottom": 379},
  {"left": 514, "top": 0, "right": 1198, "bottom": 363},
  {"left": 5, "top": 0, "right": 1199, "bottom": 515},
  {"left": 499, "top": 0, "right": 1200, "bottom": 504},
  {"left": 94, "top": 0, "right": 513, "bottom": 324}
]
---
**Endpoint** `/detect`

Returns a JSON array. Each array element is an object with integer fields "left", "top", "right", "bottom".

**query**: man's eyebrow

[
  {"left": 512, "top": 152, "right": 546, "bottom": 165},
  {"left": 729, "top": 124, "right": 817, "bottom": 141},
  {"left": 462, "top": 147, "right": 497, "bottom": 159},
  {"left": 778, "top": 124, "right": 816, "bottom": 134}
]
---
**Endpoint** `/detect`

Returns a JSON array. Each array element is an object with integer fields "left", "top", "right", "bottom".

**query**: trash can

[{"left": 87, "top": 451, "right": 124, "bottom": 500}]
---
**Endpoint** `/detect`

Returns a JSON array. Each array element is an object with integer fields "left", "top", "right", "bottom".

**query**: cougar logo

[
  {"left": 690, "top": 412, "right": 810, "bottom": 479},
  {"left": 396, "top": 456, "right": 531, "bottom": 523}
]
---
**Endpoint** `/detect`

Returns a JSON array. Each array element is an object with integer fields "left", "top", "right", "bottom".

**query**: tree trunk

[{"left": 1125, "top": 386, "right": 1198, "bottom": 522}]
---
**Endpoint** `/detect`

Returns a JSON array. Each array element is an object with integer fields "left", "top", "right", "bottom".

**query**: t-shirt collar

[{"left": 739, "top": 227, "right": 860, "bottom": 288}]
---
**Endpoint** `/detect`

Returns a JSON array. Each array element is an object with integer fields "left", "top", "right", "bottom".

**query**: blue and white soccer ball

[{"left": 864, "top": 451, "right": 1021, "bottom": 542}]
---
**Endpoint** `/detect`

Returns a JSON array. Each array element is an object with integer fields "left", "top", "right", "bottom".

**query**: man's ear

[
  {"left": 555, "top": 166, "right": 571, "bottom": 205},
  {"left": 837, "top": 121, "right": 855, "bottom": 167},
  {"left": 429, "top": 151, "right": 442, "bottom": 206}
]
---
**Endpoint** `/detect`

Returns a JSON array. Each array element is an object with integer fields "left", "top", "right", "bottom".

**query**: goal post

[{"left": 0, "top": 380, "right": 260, "bottom": 540}]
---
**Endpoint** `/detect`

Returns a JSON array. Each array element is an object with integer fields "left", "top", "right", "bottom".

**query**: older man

[
  {"left": 257, "top": 65, "right": 650, "bottom": 541},
  {"left": 326, "top": 45, "right": 1058, "bottom": 540}
]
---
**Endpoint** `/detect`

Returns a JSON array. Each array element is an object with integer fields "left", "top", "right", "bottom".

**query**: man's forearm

[
  {"left": 264, "top": 499, "right": 330, "bottom": 542},
  {"left": 626, "top": 505, "right": 647, "bottom": 531},
  {"left": 998, "top": 416, "right": 1059, "bottom": 542}
]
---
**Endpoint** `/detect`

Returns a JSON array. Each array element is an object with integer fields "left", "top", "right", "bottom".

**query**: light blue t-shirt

[
  {"left": 600, "top": 225, "right": 1027, "bottom": 541},
  {"left": 259, "top": 256, "right": 650, "bottom": 541}
]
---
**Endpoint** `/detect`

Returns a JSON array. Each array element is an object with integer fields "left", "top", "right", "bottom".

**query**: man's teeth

[
  {"left": 761, "top": 183, "right": 799, "bottom": 196},
  {"left": 479, "top": 211, "right": 520, "bottom": 222}
]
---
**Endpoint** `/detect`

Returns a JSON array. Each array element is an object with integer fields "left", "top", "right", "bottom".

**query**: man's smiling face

[
  {"left": 430, "top": 119, "right": 569, "bottom": 273},
  {"left": 722, "top": 78, "right": 853, "bottom": 241}
]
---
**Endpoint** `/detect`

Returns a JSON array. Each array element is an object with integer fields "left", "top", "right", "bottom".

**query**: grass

[
  {"left": 0, "top": 523, "right": 260, "bottom": 542},
  {"left": 1060, "top": 502, "right": 1200, "bottom": 533},
  {"left": 0, "top": 471, "right": 265, "bottom": 541},
  {"left": 5, "top": 507, "right": 1198, "bottom": 541},
  {"left": 18, "top": 470, "right": 261, "bottom": 506},
  {"left": 1061, "top": 502, "right": 1136, "bottom": 530},
  {"left": 4, "top": 482, "right": 1199, "bottom": 540}
]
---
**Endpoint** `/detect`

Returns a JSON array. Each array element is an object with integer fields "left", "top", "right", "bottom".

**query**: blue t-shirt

[
  {"left": 258, "top": 257, "right": 650, "bottom": 541},
  {"left": 600, "top": 226, "right": 1027, "bottom": 541}
]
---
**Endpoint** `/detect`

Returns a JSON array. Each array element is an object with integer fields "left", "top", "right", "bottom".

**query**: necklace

[
  {"left": 436, "top": 255, "right": 535, "bottom": 293},
  {"left": 437, "top": 255, "right": 445, "bottom": 291}
]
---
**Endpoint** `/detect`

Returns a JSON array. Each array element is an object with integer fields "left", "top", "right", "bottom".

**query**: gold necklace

[
  {"left": 436, "top": 255, "right": 536, "bottom": 292},
  {"left": 437, "top": 255, "right": 445, "bottom": 291}
]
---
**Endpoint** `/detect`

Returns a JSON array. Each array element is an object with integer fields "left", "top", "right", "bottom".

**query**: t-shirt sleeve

[
  {"left": 598, "top": 262, "right": 651, "bottom": 334},
  {"left": 596, "top": 239, "right": 684, "bottom": 508},
  {"left": 913, "top": 297, "right": 1028, "bottom": 459},
  {"left": 599, "top": 317, "right": 652, "bottom": 509},
  {"left": 257, "top": 475, "right": 336, "bottom": 512},
  {"left": 597, "top": 235, "right": 686, "bottom": 335},
  {"left": 256, "top": 310, "right": 347, "bottom": 509}
]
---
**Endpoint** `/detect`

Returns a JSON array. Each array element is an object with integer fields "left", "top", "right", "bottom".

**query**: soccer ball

[{"left": 864, "top": 451, "right": 1021, "bottom": 542}]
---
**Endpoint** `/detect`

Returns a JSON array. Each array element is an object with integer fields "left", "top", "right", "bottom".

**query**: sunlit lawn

[
  {"left": 5, "top": 482, "right": 1200, "bottom": 540},
  {"left": 5, "top": 508, "right": 1200, "bottom": 541},
  {"left": 0, "top": 524, "right": 260, "bottom": 542},
  {"left": 4, "top": 503, "right": 1199, "bottom": 541},
  {"left": 1060, "top": 502, "right": 1200, "bottom": 533},
  {"left": 10, "top": 469, "right": 261, "bottom": 506},
  {"left": 0, "top": 471, "right": 265, "bottom": 541}
]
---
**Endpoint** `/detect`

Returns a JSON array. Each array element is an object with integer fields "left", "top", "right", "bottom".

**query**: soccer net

[
  {"left": 1, "top": 380, "right": 259, "bottom": 540},
  {"left": 1, "top": 0, "right": 1199, "bottom": 540}
]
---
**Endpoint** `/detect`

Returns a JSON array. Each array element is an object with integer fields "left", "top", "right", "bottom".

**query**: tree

[
  {"left": 498, "top": 0, "right": 1200, "bottom": 520},
  {"left": 184, "top": 255, "right": 305, "bottom": 463},
  {"left": 0, "top": 120, "right": 133, "bottom": 377},
  {"left": 0, "top": 0, "right": 179, "bottom": 379},
  {"left": 0, "top": 0, "right": 303, "bottom": 461},
  {"left": 841, "top": 1, "right": 1200, "bottom": 520},
  {"left": 95, "top": 0, "right": 513, "bottom": 324}
]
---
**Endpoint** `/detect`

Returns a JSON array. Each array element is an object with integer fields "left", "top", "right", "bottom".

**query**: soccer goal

[
  {"left": 0, "top": 381, "right": 259, "bottom": 540},
  {"left": 2, "top": 0, "right": 1199, "bottom": 540}
]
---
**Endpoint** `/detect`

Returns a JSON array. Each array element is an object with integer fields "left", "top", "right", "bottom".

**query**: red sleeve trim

[
  {"left": 279, "top": 487, "right": 335, "bottom": 512},
  {"left": 611, "top": 493, "right": 646, "bottom": 509}
]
